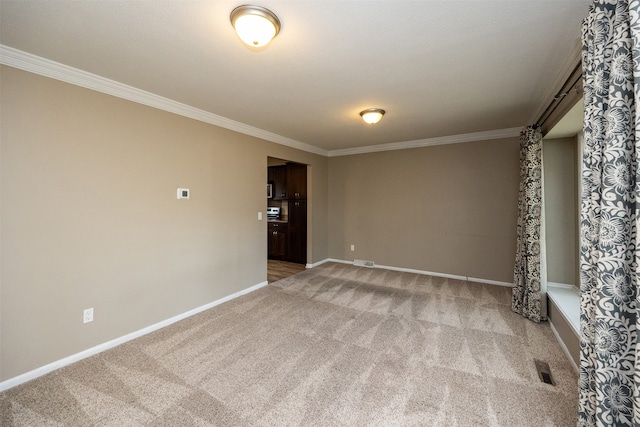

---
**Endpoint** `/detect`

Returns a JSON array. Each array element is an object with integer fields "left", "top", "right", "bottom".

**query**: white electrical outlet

[
  {"left": 351, "top": 244, "right": 355, "bottom": 251},
  {"left": 258, "top": 212, "right": 263, "bottom": 220},
  {"left": 83, "top": 308, "right": 94, "bottom": 324}
]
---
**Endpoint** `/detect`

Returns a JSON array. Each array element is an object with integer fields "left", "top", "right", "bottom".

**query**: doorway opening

[
  {"left": 267, "top": 260, "right": 306, "bottom": 283},
  {"left": 267, "top": 156, "right": 308, "bottom": 283}
]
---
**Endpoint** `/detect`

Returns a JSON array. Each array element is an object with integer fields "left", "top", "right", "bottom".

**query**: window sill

[{"left": 547, "top": 283, "right": 580, "bottom": 336}]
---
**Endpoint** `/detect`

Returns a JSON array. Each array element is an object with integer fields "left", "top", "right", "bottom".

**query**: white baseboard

[
  {"left": 311, "top": 258, "right": 513, "bottom": 287},
  {"left": 467, "top": 276, "right": 513, "bottom": 287},
  {"left": 307, "top": 258, "right": 350, "bottom": 268},
  {"left": 1, "top": 258, "right": 514, "bottom": 392},
  {"left": 0, "top": 280, "right": 268, "bottom": 392}
]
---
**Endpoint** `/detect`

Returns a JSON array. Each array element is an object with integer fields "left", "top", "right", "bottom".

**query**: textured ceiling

[{"left": 0, "top": 0, "right": 591, "bottom": 153}]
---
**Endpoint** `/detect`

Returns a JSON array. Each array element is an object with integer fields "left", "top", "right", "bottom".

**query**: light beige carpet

[{"left": 0, "top": 262, "right": 577, "bottom": 426}]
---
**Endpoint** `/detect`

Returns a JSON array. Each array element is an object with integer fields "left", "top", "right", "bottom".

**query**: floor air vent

[
  {"left": 535, "top": 360, "right": 554, "bottom": 385},
  {"left": 354, "top": 259, "right": 375, "bottom": 268}
]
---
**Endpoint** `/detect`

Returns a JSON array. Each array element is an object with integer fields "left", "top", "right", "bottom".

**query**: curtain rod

[
  {"left": 551, "top": 85, "right": 582, "bottom": 101},
  {"left": 536, "top": 62, "right": 583, "bottom": 135}
]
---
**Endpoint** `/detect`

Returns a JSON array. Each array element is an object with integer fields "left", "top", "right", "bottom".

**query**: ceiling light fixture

[
  {"left": 230, "top": 5, "right": 281, "bottom": 47},
  {"left": 360, "top": 108, "right": 385, "bottom": 124}
]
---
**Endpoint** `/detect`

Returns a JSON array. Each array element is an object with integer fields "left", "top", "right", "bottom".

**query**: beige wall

[
  {"left": 1, "top": 64, "right": 523, "bottom": 383},
  {"left": 0, "top": 66, "right": 328, "bottom": 380},
  {"left": 543, "top": 137, "right": 578, "bottom": 285},
  {"left": 328, "top": 138, "right": 520, "bottom": 282}
]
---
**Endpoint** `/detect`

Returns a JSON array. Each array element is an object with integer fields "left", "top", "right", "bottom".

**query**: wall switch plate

[
  {"left": 351, "top": 245, "right": 355, "bottom": 251},
  {"left": 83, "top": 308, "right": 94, "bottom": 323},
  {"left": 258, "top": 212, "right": 263, "bottom": 220},
  {"left": 177, "top": 188, "right": 190, "bottom": 199}
]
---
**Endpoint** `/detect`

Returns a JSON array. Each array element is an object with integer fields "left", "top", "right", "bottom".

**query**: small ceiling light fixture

[
  {"left": 230, "top": 5, "right": 281, "bottom": 47},
  {"left": 360, "top": 108, "right": 386, "bottom": 124}
]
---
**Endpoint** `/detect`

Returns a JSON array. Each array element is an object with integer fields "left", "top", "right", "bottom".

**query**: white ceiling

[{"left": 0, "top": 1, "right": 591, "bottom": 154}]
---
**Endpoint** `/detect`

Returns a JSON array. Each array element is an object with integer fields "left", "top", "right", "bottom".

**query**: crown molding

[
  {"left": 529, "top": 37, "right": 583, "bottom": 125},
  {"left": 327, "top": 127, "right": 522, "bottom": 157},
  {"left": 0, "top": 44, "right": 328, "bottom": 157},
  {"left": 1, "top": 45, "right": 521, "bottom": 159}
]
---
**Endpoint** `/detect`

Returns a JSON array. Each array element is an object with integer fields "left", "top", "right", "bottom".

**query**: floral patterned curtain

[
  {"left": 579, "top": 1, "right": 639, "bottom": 425},
  {"left": 512, "top": 125, "right": 547, "bottom": 323}
]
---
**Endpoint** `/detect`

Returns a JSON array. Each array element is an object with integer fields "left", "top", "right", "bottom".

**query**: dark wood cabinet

[
  {"left": 269, "top": 165, "right": 287, "bottom": 200},
  {"left": 267, "top": 161, "right": 307, "bottom": 264},
  {"left": 287, "top": 199, "right": 307, "bottom": 264},
  {"left": 268, "top": 222, "right": 287, "bottom": 260},
  {"left": 286, "top": 163, "right": 307, "bottom": 199}
]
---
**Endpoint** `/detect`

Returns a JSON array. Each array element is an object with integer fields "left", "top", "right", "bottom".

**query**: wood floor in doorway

[{"left": 267, "top": 259, "right": 306, "bottom": 283}]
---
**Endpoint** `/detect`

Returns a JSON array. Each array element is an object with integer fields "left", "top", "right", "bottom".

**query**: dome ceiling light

[
  {"left": 360, "top": 108, "right": 386, "bottom": 124},
  {"left": 230, "top": 5, "right": 281, "bottom": 47}
]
